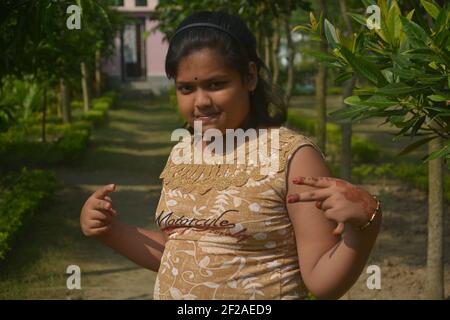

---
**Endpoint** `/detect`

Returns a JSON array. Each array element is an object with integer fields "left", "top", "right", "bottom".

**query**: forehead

[{"left": 175, "top": 48, "right": 238, "bottom": 82}]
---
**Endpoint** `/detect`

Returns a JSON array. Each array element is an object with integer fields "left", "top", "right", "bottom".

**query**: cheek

[{"left": 217, "top": 88, "right": 250, "bottom": 116}]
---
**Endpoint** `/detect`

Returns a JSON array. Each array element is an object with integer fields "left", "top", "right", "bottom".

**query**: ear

[{"left": 246, "top": 61, "right": 258, "bottom": 92}]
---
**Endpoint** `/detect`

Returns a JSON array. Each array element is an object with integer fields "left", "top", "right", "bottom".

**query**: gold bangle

[{"left": 359, "top": 195, "right": 381, "bottom": 231}]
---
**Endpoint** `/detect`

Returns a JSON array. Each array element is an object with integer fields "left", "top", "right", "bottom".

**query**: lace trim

[{"left": 159, "top": 128, "right": 322, "bottom": 195}]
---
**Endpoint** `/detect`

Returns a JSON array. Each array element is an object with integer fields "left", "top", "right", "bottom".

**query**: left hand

[{"left": 287, "top": 176, "right": 378, "bottom": 236}]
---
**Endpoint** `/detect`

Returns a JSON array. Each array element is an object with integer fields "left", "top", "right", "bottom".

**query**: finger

[
  {"left": 87, "top": 219, "right": 106, "bottom": 229},
  {"left": 93, "top": 184, "right": 116, "bottom": 199},
  {"left": 332, "top": 222, "right": 345, "bottom": 236},
  {"left": 315, "top": 201, "right": 322, "bottom": 210},
  {"left": 287, "top": 189, "right": 333, "bottom": 203},
  {"left": 318, "top": 198, "right": 333, "bottom": 211},
  {"left": 95, "top": 199, "right": 114, "bottom": 211},
  {"left": 104, "top": 196, "right": 113, "bottom": 203},
  {"left": 91, "top": 200, "right": 117, "bottom": 217},
  {"left": 292, "top": 176, "right": 334, "bottom": 188},
  {"left": 90, "top": 210, "right": 116, "bottom": 221}
]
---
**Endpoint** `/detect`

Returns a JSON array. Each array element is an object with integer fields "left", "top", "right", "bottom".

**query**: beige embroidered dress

[{"left": 153, "top": 126, "right": 325, "bottom": 300}]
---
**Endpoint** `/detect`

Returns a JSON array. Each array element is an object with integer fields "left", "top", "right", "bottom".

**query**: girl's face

[{"left": 175, "top": 48, "right": 257, "bottom": 135}]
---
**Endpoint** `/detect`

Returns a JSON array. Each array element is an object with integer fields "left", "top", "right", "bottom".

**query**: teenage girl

[{"left": 80, "top": 11, "right": 381, "bottom": 300}]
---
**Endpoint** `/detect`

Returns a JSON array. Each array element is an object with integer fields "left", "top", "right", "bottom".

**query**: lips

[{"left": 195, "top": 111, "right": 220, "bottom": 119}]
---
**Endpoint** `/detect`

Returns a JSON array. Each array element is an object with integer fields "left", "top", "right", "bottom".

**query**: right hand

[{"left": 80, "top": 184, "right": 118, "bottom": 237}]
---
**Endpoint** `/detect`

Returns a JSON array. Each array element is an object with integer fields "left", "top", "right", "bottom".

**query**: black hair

[{"left": 165, "top": 11, "right": 286, "bottom": 132}]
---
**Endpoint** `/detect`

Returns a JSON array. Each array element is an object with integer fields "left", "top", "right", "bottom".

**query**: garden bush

[
  {"left": 0, "top": 168, "right": 57, "bottom": 260},
  {"left": 0, "top": 90, "right": 115, "bottom": 170}
]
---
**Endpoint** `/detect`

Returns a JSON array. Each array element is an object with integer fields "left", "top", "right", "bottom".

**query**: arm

[
  {"left": 80, "top": 184, "right": 168, "bottom": 273},
  {"left": 286, "top": 146, "right": 382, "bottom": 299},
  {"left": 94, "top": 220, "right": 167, "bottom": 273}
]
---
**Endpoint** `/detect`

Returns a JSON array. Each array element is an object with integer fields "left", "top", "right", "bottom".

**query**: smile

[{"left": 195, "top": 112, "right": 221, "bottom": 122}]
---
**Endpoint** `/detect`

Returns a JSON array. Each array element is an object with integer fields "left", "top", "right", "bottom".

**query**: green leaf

[
  {"left": 404, "top": 48, "right": 444, "bottom": 64},
  {"left": 434, "top": 6, "right": 448, "bottom": 33},
  {"left": 411, "top": 116, "right": 426, "bottom": 136},
  {"left": 353, "top": 88, "right": 377, "bottom": 95},
  {"left": 398, "top": 136, "right": 436, "bottom": 156},
  {"left": 423, "top": 138, "right": 450, "bottom": 161},
  {"left": 420, "top": 0, "right": 440, "bottom": 19},
  {"left": 348, "top": 13, "right": 367, "bottom": 26},
  {"left": 304, "top": 50, "right": 340, "bottom": 63},
  {"left": 400, "top": 16, "right": 431, "bottom": 46},
  {"left": 377, "top": 82, "right": 424, "bottom": 96},
  {"left": 334, "top": 72, "right": 353, "bottom": 85},
  {"left": 324, "top": 19, "right": 339, "bottom": 49},
  {"left": 309, "top": 12, "right": 317, "bottom": 29},
  {"left": 428, "top": 95, "right": 448, "bottom": 102},
  {"left": 387, "top": 0, "right": 402, "bottom": 45},
  {"left": 293, "top": 25, "right": 310, "bottom": 33},
  {"left": 417, "top": 74, "right": 445, "bottom": 84},
  {"left": 344, "top": 95, "right": 399, "bottom": 108},
  {"left": 406, "top": 9, "right": 415, "bottom": 21},
  {"left": 339, "top": 46, "right": 388, "bottom": 86},
  {"left": 329, "top": 105, "right": 368, "bottom": 121}
]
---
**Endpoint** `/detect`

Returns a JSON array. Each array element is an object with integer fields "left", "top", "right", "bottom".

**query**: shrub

[
  {"left": 0, "top": 168, "right": 57, "bottom": 260},
  {"left": 351, "top": 136, "right": 381, "bottom": 164},
  {"left": 327, "top": 86, "right": 343, "bottom": 95},
  {"left": 82, "top": 109, "right": 106, "bottom": 126}
]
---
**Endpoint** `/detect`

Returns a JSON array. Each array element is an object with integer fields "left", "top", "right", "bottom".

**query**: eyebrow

[{"left": 175, "top": 74, "right": 229, "bottom": 85}]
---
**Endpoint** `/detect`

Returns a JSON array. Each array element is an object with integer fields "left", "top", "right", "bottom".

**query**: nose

[{"left": 194, "top": 88, "right": 212, "bottom": 109}]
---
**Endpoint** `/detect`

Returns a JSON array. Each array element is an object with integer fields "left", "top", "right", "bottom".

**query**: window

[{"left": 135, "top": 0, "right": 147, "bottom": 6}]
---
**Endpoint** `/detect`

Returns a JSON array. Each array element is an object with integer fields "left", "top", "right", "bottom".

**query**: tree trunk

[
  {"left": 264, "top": 35, "right": 271, "bottom": 70},
  {"left": 41, "top": 85, "right": 47, "bottom": 144},
  {"left": 283, "top": 16, "right": 295, "bottom": 104},
  {"left": 425, "top": 137, "right": 444, "bottom": 299},
  {"left": 95, "top": 49, "right": 102, "bottom": 97},
  {"left": 60, "top": 78, "right": 71, "bottom": 124},
  {"left": 340, "top": 76, "right": 356, "bottom": 181},
  {"left": 315, "top": 0, "right": 328, "bottom": 154},
  {"left": 81, "top": 62, "right": 91, "bottom": 112},
  {"left": 338, "top": 0, "right": 355, "bottom": 182},
  {"left": 315, "top": 64, "right": 327, "bottom": 154},
  {"left": 339, "top": 0, "right": 353, "bottom": 33},
  {"left": 56, "top": 84, "right": 62, "bottom": 118},
  {"left": 256, "top": 29, "right": 263, "bottom": 59},
  {"left": 271, "top": 18, "right": 281, "bottom": 85}
]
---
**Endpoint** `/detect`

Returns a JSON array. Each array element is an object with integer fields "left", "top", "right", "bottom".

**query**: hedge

[{"left": 0, "top": 168, "right": 57, "bottom": 260}]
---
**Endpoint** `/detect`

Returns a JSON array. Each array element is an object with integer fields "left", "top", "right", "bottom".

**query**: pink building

[{"left": 102, "top": 0, "right": 170, "bottom": 93}]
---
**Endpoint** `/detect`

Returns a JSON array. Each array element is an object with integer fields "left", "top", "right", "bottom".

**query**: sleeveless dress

[{"left": 153, "top": 126, "right": 325, "bottom": 300}]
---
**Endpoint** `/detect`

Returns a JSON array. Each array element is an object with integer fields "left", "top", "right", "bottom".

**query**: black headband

[{"left": 170, "top": 22, "right": 242, "bottom": 45}]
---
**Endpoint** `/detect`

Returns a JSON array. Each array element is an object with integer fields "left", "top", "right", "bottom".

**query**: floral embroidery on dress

[{"left": 153, "top": 126, "right": 323, "bottom": 300}]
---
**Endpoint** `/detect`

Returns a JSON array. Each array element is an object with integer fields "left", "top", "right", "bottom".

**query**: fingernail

[
  {"left": 293, "top": 178, "right": 303, "bottom": 184},
  {"left": 287, "top": 195, "right": 297, "bottom": 203}
]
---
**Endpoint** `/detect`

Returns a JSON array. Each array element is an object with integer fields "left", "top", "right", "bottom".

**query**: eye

[
  {"left": 209, "top": 82, "right": 225, "bottom": 90},
  {"left": 177, "top": 85, "right": 193, "bottom": 94}
]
